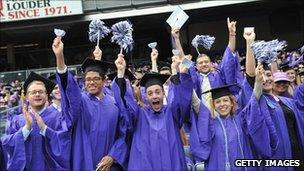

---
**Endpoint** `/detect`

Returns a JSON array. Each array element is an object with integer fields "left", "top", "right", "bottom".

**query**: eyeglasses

[
  {"left": 85, "top": 77, "right": 102, "bottom": 83},
  {"left": 28, "top": 90, "right": 46, "bottom": 95}
]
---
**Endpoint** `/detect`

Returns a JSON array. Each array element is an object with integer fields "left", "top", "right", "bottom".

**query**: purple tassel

[{"left": 111, "top": 20, "right": 134, "bottom": 53}]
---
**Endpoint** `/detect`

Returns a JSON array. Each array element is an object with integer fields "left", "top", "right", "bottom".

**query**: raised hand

[
  {"left": 150, "top": 49, "right": 158, "bottom": 62},
  {"left": 171, "top": 27, "right": 180, "bottom": 39},
  {"left": 171, "top": 55, "right": 182, "bottom": 75},
  {"left": 23, "top": 107, "right": 33, "bottom": 130},
  {"left": 93, "top": 46, "right": 102, "bottom": 60},
  {"left": 184, "top": 54, "right": 193, "bottom": 61},
  {"left": 115, "top": 53, "right": 126, "bottom": 74},
  {"left": 227, "top": 17, "right": 237, "bottom": 35},
  {"left": 243, "top": 30, "right": 256, "bottom": 42},
  {"left": 97, "top": 155, "right": 114, "bottom": 171},
  {"left": 255, "top": 63, "right": 265, "bottom": 83},
  {"left": 52, "top": 37, "right": 64, "bottom": 56}
]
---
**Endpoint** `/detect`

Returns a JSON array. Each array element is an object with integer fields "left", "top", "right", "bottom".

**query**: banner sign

[{"left": 0, "top": 0, "right": 83, "bottom": 23}]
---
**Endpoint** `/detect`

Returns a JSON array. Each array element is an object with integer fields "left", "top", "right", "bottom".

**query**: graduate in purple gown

[
  {"left": 239, "top": 31, "right": 304, "bottom": 170},
  {"left": 52, "top": 37, "right": 128, "bottom": 171},
  {"left": 1, "top": 72, "right": 70, "bottom": 170},
  {"left": 190, "top": 64, "right": 279, "bottom": 171},
  {"left": 172, "top": 18, "right": 241, "bottom": 106},
  {"left": 247, "top": 67, "right": 304, "bottom": 171},
  {"left": 112, "top": 54, "right": 193, "bottom": 170}
]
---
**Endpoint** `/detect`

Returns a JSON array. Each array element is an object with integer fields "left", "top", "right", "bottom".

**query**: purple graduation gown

[
  {"left": 294, "top": 83, "right": 304, "bottom": 111},
  {"left": 112, "top": 73, "right": 193, "bottom": 170},
  {"left": 190, "top": 47, "right": 241, "bottom": 99},
  {"left": 191, "top": 95, "right": 278, "bottom": 171},
  {"left": 56, "top": 72, "right": 128, "bottom": 171},
  {"left": 238, "top": 81, "right": 304, "bottom": 171},
  {"left": 259, "top": 94, "right": 304, "bottom": 162},
  {"left": 1, "top": 106, "right": 70, "bottom": 170},
  {"left": 0, "top": 141, "right": 6, "bottom": 171}
]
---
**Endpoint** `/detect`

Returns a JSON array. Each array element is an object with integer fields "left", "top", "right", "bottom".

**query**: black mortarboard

[
  {"left": 280, "top": 63, "right": 293, "bottom": 72},
  {"left": 140, "top": 73, "right": 170, "bottom": 89},
  {"left": 81, "top": 58, "right": 112, "bottom": 74},
  {"left": 48, "top": 74, "right": 57, "bottom": 83},
  {"left": 202, "top": 83, "right": 239, "bottom": 100},
  {"left": 107, "top": 69, "right": 136, "bottom": 82},
  {"left": 261, "top": 62, "right": 270, "bottom": 71},
  {"left": 23, "top": 72, "right": 56, "bottom": 95}
]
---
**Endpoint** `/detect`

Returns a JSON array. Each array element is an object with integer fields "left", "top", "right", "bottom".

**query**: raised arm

[
  {"left": 241, "top": 64, "right": 278, "bottom": 158},
  {"left": 150, "top": 49, "right": 159, "bottom": 73},
  {"left": 243, "top": 29, "right": 256, "bottom": 77},
  {"left": 52, "top": 37, "right": 66, "bottom": 71},
  {"left": 170, "top": 58, "right": 194, "bottom": 126},
  {"left": 227, "top": 17, "right": 236, "bottom": 52},
  {"left": 171, "top": 27, "right": 185, "bottom": 58},
  {"left": 112, "top": 54, "right": 139, "bottom": 125},
  {"left": 93, "top": 46, "right": 102, "bottom": 60},
  {"left": 218, "top": 18, "right": 241, "bottom": 94},
  {"left": 52, "top": 38, "right": 82, "bottom": 127}
]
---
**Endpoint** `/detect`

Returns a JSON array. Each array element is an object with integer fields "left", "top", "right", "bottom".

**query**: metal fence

[{"left": 0, "top": 65, "right": 81, "bottom": 84}]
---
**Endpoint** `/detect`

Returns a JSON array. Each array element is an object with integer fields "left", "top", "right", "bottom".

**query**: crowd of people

[{"left": 0, "top": 17, "right": 303, "bottom": 171}]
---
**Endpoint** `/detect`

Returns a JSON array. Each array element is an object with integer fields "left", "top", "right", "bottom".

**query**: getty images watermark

[{"left": 235, "top": 159, "right": 301, "bottom": 167}]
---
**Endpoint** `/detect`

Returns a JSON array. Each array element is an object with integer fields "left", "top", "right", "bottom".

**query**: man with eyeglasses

[
  {"left": 52, "top": 37, "right": 128, "bottom": 171},
  {"left": 1, "top": 72, "right": 70, "bottom": 170}
]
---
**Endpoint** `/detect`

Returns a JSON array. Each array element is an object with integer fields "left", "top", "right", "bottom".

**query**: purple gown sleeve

[
  {"left": 218, "top": 47, "right": 242, "bottom": 94},
  {"left": 189, "top": 65, "right": 202, "bottom": 99},
  {"left": 237, "top": 76, "right": 254, "bottom": 109},
  {"left": 191, "top": 102, "right": 214, "bottom": 161},
  {"left": 1, "top": 117, "right": 26, "bottom": 170},
  {"left": 240, "top": 95, "right": 278, "bottom": 158},
  {"left": 43, "top": 125, "right": 71, "bottom": 170},
  {"left": 56, "top": 71, "right": 83, "bottom": 127},
  {"left": 112, "top": 78, "right": 139, "bottom": 128},
  {"left": 107, "top": 113, "right": 129, "bottom": 169},
  {"left": 294, "top": 83, "right": 304, "bottom": 111},
  {"left": 0, "top": 141, "right": 6, "bottom": 171},
  {"left": 170, "top": 73, "right": 194, "bottom": 127}
]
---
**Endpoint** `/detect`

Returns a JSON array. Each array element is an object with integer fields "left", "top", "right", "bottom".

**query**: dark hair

[{"left": 84, "top": 69, "right": 106, "bottom": 80}]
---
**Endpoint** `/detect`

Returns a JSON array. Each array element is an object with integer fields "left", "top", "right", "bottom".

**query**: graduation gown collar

[
  {"left": 146, "top": 104, "right": 166, "bottom": 115},
  {"left": 85, "top": 91, "right": 105, "bottom": 101}
]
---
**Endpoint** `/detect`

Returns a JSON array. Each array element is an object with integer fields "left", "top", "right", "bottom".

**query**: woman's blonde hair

[{"left": 211, "top": 95, "right": 238, "bottom": 118}]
